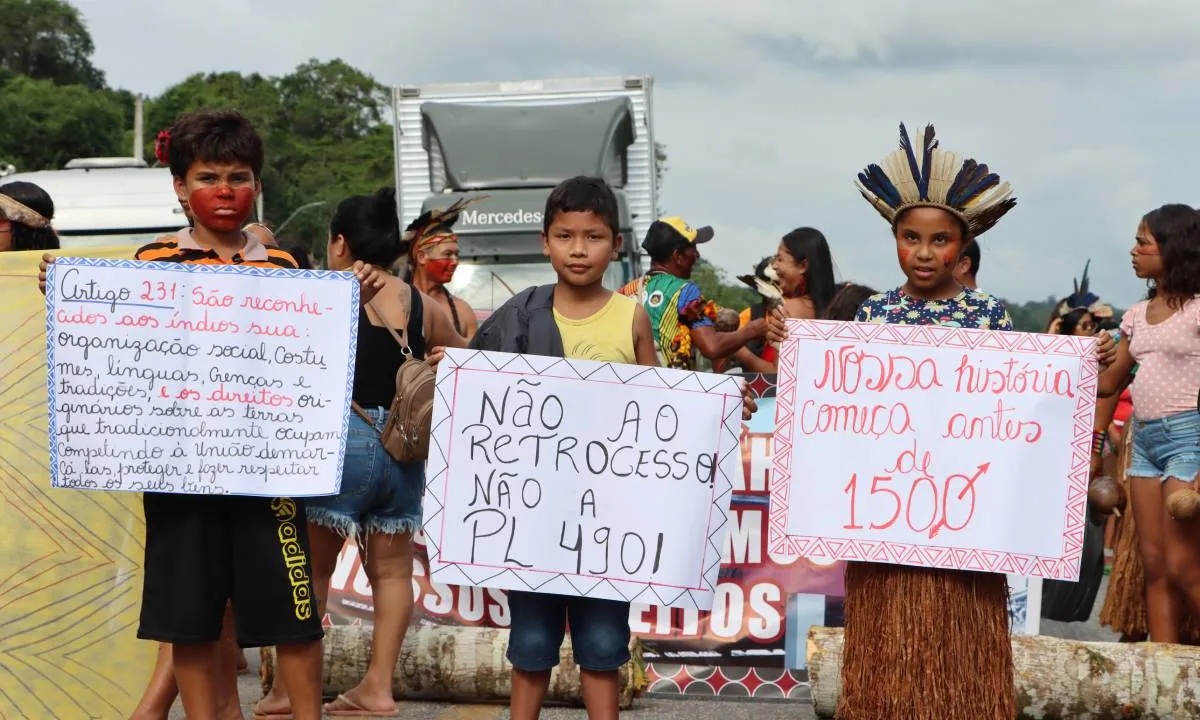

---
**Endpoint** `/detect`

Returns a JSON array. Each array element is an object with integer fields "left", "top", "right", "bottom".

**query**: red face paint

[
  {"left": 424, "top": 258, "right": 457, "bottom": 284},
  {"left": 189, "top": 186, "right": 256, "bottom": 232}
]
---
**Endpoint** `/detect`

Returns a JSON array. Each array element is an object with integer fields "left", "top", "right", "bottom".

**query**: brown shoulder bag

[{"left": 350, "top": 289, "right": 436, "bottom": 462}]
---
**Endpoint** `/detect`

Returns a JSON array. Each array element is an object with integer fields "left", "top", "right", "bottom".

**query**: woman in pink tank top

[{"left": 1097, "top": 204, "right": 1200, "bottom": 643}]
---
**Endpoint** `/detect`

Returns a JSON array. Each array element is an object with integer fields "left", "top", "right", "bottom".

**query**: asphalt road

[{"left": 168, "top": 579, "right": 1118, "bottom": 719}]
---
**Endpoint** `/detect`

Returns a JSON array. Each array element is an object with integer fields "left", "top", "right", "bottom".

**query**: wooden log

[
  {"left": 808, "top": 626, "right": 1200, "bottom": 719},
  {"left": 260, "top": 624, "right": 644, "bottom": 708}
]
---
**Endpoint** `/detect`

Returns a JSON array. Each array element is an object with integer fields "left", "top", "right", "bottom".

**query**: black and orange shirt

[{"left": 134, "top": 229, "right": 297, "bottom": 269}]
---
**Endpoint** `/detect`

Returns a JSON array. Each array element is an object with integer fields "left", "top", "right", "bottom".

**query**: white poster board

[
  {"left": 769, "top": 320, "right": 1097, "bottom": 581},
  {"left": 45, "top": 258, "right": 358, "bottom": 497},
  {"left": 422, "top": 348, "right": 743, "bottom": 610}
]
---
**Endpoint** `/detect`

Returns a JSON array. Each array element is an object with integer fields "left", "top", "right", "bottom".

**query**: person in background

[
  {"left": 620, "top": 217, "right": 766, "bottom": 369},
  {"left": 1048, "top": 261, "right": 1109, "bottom": 335},
  {"left": 254, "top": 187, "right": 467, "bottom": 719},
  {"left": 278, "top": 239, "right": 314, "bottom": 270},
  {"left": 823, "top": 282, "right": 877, "bottom": 322},
  {"left": 405, "top": 201, "right": 479, "bottom": 340},
  {"left": 0, "top": 181, "right": 58, "bottom": 251},
  {"left": 954, "top": 238, "right": 980, "bottom": 290},
  {"left": 1095, "top": 204, "right": 1200, "bottom": 643},
  {"left": 772, "top": 227, "right": 838, "bottom": 322},
  {"left": 1043, "top": 277, "right": 1109, "bottom": 623}
]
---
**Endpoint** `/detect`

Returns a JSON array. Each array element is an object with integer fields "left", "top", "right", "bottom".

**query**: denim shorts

[
  {"left": 1128, "top": 410, "right": 1200, "bottom": 483},
  {"left": 506, "top": 591, "right": 631, "bottom": 672},
  {"left": 306, "top": 406, "right": 424, "bottom": 537}
]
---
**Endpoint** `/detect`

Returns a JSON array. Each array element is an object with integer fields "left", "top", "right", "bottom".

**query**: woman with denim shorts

[
  {"left": 254, "top": 188, "right": 467, "bottom": 719},
  {"left": 1097, "top": 203, "right": 1200, "bottom": 643}
]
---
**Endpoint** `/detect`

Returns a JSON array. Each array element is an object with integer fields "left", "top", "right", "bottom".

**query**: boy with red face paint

[
  {"left": 142, "top": 111, "right": 327, "bottom": 720},
  {"left": 406, "top": 205, "right": 479, "bottom": 340},
  {"left": 40, "top": 111, "right": 332, "bottom": 720}
]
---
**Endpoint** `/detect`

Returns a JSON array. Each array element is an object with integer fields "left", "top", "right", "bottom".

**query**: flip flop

[{"left": 324, "top": 693, "right": 400, "bottom": 717}]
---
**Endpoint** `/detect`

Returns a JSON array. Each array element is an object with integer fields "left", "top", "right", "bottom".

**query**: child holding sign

[
  {"left": 430, "top": 176, "right": 756, "bottom": 720},
  {"left": 766, "top": 124, "right": 1116, "bottom": 720},
  {"left": 37, "top": 111, "right": 383, "bottom": 720},
  {"left": 462, "top": 177, "right": 655, "bottom": 720}
]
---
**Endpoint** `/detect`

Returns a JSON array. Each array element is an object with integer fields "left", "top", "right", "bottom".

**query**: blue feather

[
  {"left": 898, "top": 124, "right": 924, "bottom": 200},
  {"left": 859, "top": 164, "right": 903, "bottom": 208},
  {"left": 918, "top": 124, "right": 936, "bottom": 200},
  {"left": 1066, "top": 260, "right": 1100, "bottom": 308},
  {"left": 947, "top": 160, "right": 999, "bottom": 207}
]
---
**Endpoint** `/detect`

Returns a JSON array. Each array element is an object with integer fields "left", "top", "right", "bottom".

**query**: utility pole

[{"left": 133, "top": 95, "right": 144, "bottom": 164}]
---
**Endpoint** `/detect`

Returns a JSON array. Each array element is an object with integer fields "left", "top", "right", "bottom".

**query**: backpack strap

[
  {"left": 350, "top": 402, "right": 376, "bottom": 426},
  {"left": 351, "top": 286, "right": 417, "bottom": 423},
  {"left": 364, "top": 287, "right": 414, "bottom": 358}
]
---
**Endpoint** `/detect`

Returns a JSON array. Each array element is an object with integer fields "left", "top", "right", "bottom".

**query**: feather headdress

[
  {"left": 737, "top": 258, "right": 784, "bottom": 310},
  {"left": 856, "top": 124, "right": 1016, "bottom": 238},
  {"left": 0, "top": 192, "right": 51, "bottom": 229},
  {"left": 1059, "top": 260, "right": 1112, "bottom": 319},
  {"left": 405, "top": 195, "right": 488, "bottom": 256}
]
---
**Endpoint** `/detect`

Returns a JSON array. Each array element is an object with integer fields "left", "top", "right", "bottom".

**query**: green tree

[
  {"left": 277, "top": 59, "right": 388, "bottom": 142},
  {"left": 0, "top": 0, "right": 104, "bottom": 88},
  {"left": 144, "top": 61, "right": 394, "bottom": 252},
  {"left": 0, "top": 75, "right": 123, "bottom": 170},
  {"left": 691, "top": 259, "right": 757, "bottom": 310}
]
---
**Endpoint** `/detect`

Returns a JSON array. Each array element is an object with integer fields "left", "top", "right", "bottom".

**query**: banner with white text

[
  {"left": 423, "top": 348, "right": 742, "bottom": 610},
  {"left": 45, "top": 258, "right": 358, "bottom": 497},
  {"left": 771, "top": 320, "right": 1097, "bottom": 581}
]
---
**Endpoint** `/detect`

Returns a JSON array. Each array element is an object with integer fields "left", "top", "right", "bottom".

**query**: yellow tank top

[{"left": 554, "top": 292, "right": 637, "bottom": 363}]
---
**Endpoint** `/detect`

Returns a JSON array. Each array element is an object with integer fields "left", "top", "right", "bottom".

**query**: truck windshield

[{"left": 446, "top": 257, "right": 626, "bottom": 314}]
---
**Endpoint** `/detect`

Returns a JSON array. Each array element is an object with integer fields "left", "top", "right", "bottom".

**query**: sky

[{"left": 75, "top": 0, "right": 1200, "bottom": 309}]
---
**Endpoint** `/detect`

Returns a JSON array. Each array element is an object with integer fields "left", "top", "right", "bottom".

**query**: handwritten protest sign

[
  {"left": 422, "top": 348, "right": 743, "bottom": 610},
  {"left": 769, "top": 321, "right": 1097, "bottom": 581},
  {"left": 45, "top": 258, "right": 358, "bottom": 497}
]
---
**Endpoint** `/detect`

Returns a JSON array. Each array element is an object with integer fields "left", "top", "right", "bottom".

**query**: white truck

[
  {"left": 2, "top": 158, "right": 185, "bottom": 249},
  {"left": 392, "top": 75, "right": 659, "bottom": 317}
]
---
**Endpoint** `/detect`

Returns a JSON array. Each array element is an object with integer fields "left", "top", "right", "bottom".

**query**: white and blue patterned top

[{"left": 856, "top": 287, "right": 1013, "bottom": 330}]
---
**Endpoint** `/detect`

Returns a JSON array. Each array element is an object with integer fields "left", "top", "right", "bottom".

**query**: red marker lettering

[
  {"left": 245, "top": 322, "right": 300, "bottom": 338},
  {"left": 942, "top": 400, "right": 1043, "bottom": 444},
  {"left": 56, "top": 308, "right": 108, "bottom": 326},
  {"left": 799, "top": 399, "right": 914, "bottom": 439},
  {"left": 814, "top": 345, "right": 942, "bottom": 394},
  {"left": 241, "top": 293, "right": 323, "bottom": 316},
  {"left": 953, "top": 355, "right": 1075, "bottom": 398}
]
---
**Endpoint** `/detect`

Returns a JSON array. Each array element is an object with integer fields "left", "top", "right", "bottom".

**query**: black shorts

[{"left": 137, "top": 493, "right": 324, "bottom": 648}]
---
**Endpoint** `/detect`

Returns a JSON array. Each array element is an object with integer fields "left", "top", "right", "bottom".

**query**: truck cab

[
  {"left": 394, "top": 77, "right": 658, "bottom": 319},
  {"left": 419, "top": 187, "right": 642, "bottom": 318}
]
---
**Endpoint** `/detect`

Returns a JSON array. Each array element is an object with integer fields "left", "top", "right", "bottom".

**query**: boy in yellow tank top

[
  {"left": 430, "top": 176, "right": 757, "bottom": 720},
  {"left": 543, "top": 178, "right": 657, "bottom": 366}
]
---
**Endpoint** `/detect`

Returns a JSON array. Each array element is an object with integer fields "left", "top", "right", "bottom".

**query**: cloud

[{"left": 75, "top": 0, "right": 1200, "bottom": 308}]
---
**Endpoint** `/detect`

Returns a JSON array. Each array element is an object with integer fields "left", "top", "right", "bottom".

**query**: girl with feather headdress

[
  {"left": 1046, "top": 260, "right": 1111, "bottom": 335},
  {"left": 404, "top": 197, "right": 483, "bottom": 340},
  {"left": 828, "top": 124, "right": 1118, "bottom": 720}
]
